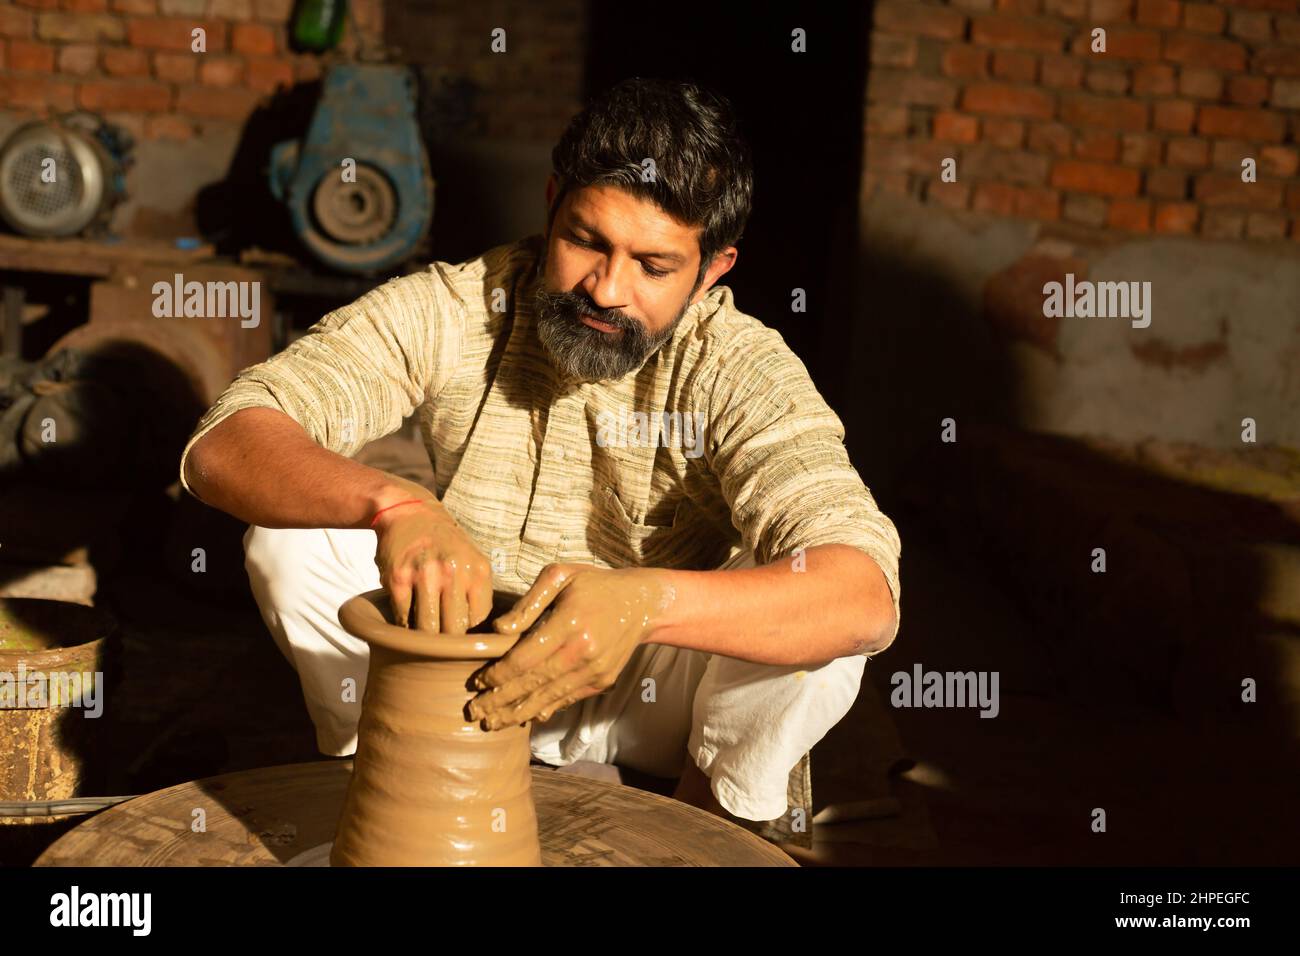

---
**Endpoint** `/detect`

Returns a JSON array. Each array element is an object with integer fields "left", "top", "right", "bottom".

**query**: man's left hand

[{"left": 466, "top": 563, "right": 675, "bottom": 730}]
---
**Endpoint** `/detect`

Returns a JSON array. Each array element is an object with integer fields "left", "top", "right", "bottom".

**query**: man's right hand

[{"left": 371, "top": 478, "right": 494, "bottom": 633}]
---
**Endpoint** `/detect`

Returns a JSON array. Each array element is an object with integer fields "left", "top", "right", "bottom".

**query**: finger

[
  {"left": 493, "top": 564, "right": 578, "bottom": 636},
  {"left": 467, "top": 572, "right": 494, "bottom": 630},
  {"left": 413, "top": 561, "right": 440, "bottom": 633},
  {"left": 474, "top": 609, "right": 566, "bottom": 690},
  {"left": 442, "top": 564, "right": 470, "bottom": 634},
  {"left": 468, "top": 649, "right": 577, "bottom": 722},
  {"left": 385, "top": 568, "right": 413, "bottom": 629},
  {"left": 484, "top": 668, "right": 597, "bottom": 730}
]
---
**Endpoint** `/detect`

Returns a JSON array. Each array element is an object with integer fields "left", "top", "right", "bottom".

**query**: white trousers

[{"left": 243, "top": 525, "right": 866, "bottom": 821}]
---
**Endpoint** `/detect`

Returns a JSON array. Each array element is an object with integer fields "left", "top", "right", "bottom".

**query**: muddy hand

[
  {"left": 371, "top": 475, "right": 493, "bottom": 633},
  {"left": 466, "top": 563, "right": 676, "bottom": 730}
]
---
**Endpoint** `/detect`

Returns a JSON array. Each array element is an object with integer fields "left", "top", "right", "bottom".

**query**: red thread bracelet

[{"left": 369, "top": 498, "right": 426, "bottom": 528}]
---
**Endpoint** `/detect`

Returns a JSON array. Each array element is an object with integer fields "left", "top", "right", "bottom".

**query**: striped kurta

[{"left": 179, "top": 233, "right": 902, "bottom": 652}]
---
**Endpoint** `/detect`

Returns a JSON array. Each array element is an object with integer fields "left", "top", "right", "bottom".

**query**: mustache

[{"left": 548, "top": 291, "right": 640, "bottom": 332}]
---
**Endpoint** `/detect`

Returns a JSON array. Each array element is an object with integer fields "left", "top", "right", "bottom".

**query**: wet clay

[{"left": 331, "top": 589, "right": 542, "bottom": 867}]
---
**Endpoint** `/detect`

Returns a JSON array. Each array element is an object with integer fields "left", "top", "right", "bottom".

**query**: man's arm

[
  {"left": 648, "top": 544, "right": 896, "bottom": 666},
  {"left": 184, "top": 406, "right": 434, "bottom": 529}
]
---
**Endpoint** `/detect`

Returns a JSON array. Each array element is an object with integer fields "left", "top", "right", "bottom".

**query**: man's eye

[{"left": 641, "top": 264, "right": 669, "bottom": 279}]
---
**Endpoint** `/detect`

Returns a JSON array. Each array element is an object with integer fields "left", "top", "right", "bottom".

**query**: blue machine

[{"left": 269, "top": 63, "right": 433, "bottom": 275}]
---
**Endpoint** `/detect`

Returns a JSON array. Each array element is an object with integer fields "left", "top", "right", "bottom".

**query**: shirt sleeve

[
  {"left": 177, "top": 264, "right": 466, "bottom": 499},
  {"left": 699, "top": 324, "right": 902, "bottom": 653}
]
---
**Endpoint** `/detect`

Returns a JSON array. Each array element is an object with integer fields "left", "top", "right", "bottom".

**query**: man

[{"left": 180, "top": 77, "right": 901, "bottom": 840}]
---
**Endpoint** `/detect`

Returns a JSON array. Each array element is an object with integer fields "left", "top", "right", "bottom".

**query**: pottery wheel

[{"left": 34, "top": 761, "right": 796, "bottom": 867}]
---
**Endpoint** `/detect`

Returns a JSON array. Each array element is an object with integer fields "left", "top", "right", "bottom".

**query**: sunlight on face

[{"left": 533, "top": 184, "right": 703, "bottom": 382}]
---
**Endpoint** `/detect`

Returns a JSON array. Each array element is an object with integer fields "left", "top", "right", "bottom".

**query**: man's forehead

[{"left": 563, "top": 185, "right": 701, "bottom": 257}]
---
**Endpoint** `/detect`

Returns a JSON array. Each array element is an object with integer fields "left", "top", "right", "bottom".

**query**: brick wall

[
  {"left": 864, "top": 0, "right": 1300, "bottom": 240},
  {"left": 0, "top": 0, "right": 385, "bottom": 142}
]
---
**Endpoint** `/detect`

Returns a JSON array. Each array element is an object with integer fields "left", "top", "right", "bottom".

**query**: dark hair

[{"left": 548, "top": 77, "right": 754, "bottom": 288}]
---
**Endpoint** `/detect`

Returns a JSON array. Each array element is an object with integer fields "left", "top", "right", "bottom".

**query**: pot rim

[{"left": 338, "top": 589, "right": 522, "bottom": 660}]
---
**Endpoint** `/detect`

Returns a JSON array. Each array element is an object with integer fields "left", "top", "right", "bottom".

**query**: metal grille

[{"left": 5, "top": 143, "right": 84, "bottom": 219}]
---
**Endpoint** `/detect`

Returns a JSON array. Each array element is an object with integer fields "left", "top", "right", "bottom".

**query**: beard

[{"left": 532, "top": 288, "right": 684, "bottom": 382}]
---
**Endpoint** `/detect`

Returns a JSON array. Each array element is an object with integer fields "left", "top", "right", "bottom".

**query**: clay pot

[{"left": 331, "top": 589, "right": 542, "bottom": 866}]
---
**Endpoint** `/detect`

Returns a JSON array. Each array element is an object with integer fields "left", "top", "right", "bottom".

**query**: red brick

[
  {"left": 1091, "top": 27, "right": 1163, "bottom": 58},
  {"left": 1211, "top": 139, "right": 1252, "bottom": 169},
  {"left": 1277, "top": 16, "right": 1300, "bottom": 42},
  {"left": 1219, "top": 0, "right": 1296, "bottom": 12},
  {"left": 1154, "top": 202, "right": 1199, "bottom": 232},
  {"left": 0, "top": 6, "right": 33, "bottom": 38},
  {"left": 209, "top": 0, "right": 253, "bottom": 19},
  {"left": 1133, "top": 63, "right": 1176, "bottom": 94},
  {"left": 1063, "top": 192, "right": 1109, "bottom": 225},
  {"left": 1254, "top": 46, "right": 1300, "bottom": 75},
  {"left": 1028, "top": 121, "right": 1073, "bottom": 154},
  {"left": 254, "top": 0, "right": 291, "bottom": 21},
  {"left": 997, "top": 0, "right": 1041, "bottom": 11},
  {"left": 63, "top": 0, "right": 109, "bottom": 11},
  {"left": 993, "top": 50, "right": 1038, "bottom": 80},
  {"left": 1198, "top": 105, "right": 1288, "bottom": 141},
  {"left": 102, "top": 46, "right": 148, "bottom": 76},
  {"left": 1227, "top": 74, "right": 1271, "bottom": 104},
  {"left": 935, "top": 110, "right": 981, "bottom": 142},
  {"left": 962, "top": 145, "right": 1052, "bottom": 182},
  {"left": 875, "top": 1, "right": 968, "bottom": 39},
  {"left": 57, "top": 42, "right": 97, "bottom": 74},
  {"left": 1202, "top": 208, "right": 1245, "bottom": 238},
  {"left": 1045, "top": 0, "right": 1088, "bottom": 14},
  {"left": 111, "top": 0, "right": 157, "bottom": 11},
  {"left": 128, "top": 17, "right": 226, "bottom": 51},
  {"left": 1246, "top": 211, "right": 1288, "bottom": 238},
  {"left": 1090, "top": 0, "right": 1133, "bottom": 22},
  {"left": 293, "top": 54, "right": 321, "bottom": 83},
  {"left": 1135, "top": 0, "right": 1181, "bottom": 26},
  {"left": 985, "top": 117, "right": 1026, "bottom": 147},
  {"left": 972, "top": 15, "right": 1070, "bottom": 51},
  {"left": 175, "top": 84, "right": 263, "bottom": 120},
  {"left": 962, "top": 82, "right": 1056, "bottom": 117},
  {"left": 1164, "top": 34, "right": 1248, "bottom": 70},
  {"left": 1075, "top": 129, "right": 1120, "bottom": 160},
  {"left": 17, "top": 0, "right": 59, "bottom": 8},
  {"left": 942, "top": 45, "right": 989, "bottom": 78},
  {"left": 1287, "top": 182, "right": 1300, "bottom": 212},
  {"left": 144, "top": 114, "right": 193, "bottom": 141},
  {"left": 1153, "top": 99, "right": 1197, "bottom": 132},
  {"left": 0, "top": 73, "right": 75, "bottom": 111},
  {"left": 1147, "top": 167, "right": 1191, "bottom": 197},
  {"left": 872, "top": 32, "right": 919, "bottom": 68},
  {"left": 871, "top": 69, "right": 960, "bottom": 107},
  {"left": 1041, "top": 54, "right": 1085, "bottom": 86},
  {"left": 1052, "top": 159, "right": 1142, "bottom": 194},
  {"left": 972, "top": 181, "right": 1061, "bottom": 218},
  {"left": 77, "top": 79, "right": 172, "bottom": 112},
  {"left": 1261, "top": 144, "right": 1300, "bottom": 176},
  {"left": 869, "top": 139, "right": 954, "bottom": 176},
  {"left": 35, "top": 11, "right": 123, "bottom": 41},
  {"left": 9, "top": 38, "right": 54, "bottom": 71},
  {"left": 199, "top": 55, "right": 244, "bottom": 87},
  {"left": 1195, "top": 173, "right": 1285, "bottom": 209},
  {"left": 1166, "top": 136, "right": 1210, "bottom": 166},
  {"left": 153, "top": 51, "right": 196, "bottom": 82},
  {"left": 246, "top": 55, "right": 293, "bottom": 93},
  {"left": 926, "top": 179, "right": 973, "bottom": 210},
  {"left": 1183, "top": 3, "right": 1227, "bottom": 33},
  {"left": 1121, "top": 132, "right": 1162, "bottom": 164},
  {"left": 1086, "top": 66, "right": 1131, "bottom": 93},
  {"left": 1060, "top": 93, "right": 1150, "bottom": 129},
  {"left": 1108, "top": 197, "right": 1153, "bottom": 230},
  {"left": 1229, "top": 10, "right": 1275, "bottom": 40},
  {"left": 1179, "top": 67, "right": 1224, "bottom": 99},
  {"left": 866, "top": 104, "right": 909, "bottom": 135}
]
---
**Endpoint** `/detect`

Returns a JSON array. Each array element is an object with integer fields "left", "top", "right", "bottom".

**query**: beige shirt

[{"left": 179, "top": 234, "right": 902, "bottom": 652}]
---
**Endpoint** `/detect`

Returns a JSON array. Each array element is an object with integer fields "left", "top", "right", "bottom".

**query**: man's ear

[{"left": 691, "top": 246, "right": 739, "bottom": 305}]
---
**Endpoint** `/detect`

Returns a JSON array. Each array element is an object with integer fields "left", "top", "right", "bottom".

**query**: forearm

[
  {"left": 183, "top": 407, "right": 434, "bottom": 529},
  {"left": 649, "top": 544, "right": 896, "bottom": 666}
]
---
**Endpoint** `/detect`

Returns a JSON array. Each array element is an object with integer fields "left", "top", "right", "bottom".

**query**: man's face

[{"left": 533, "top": 183, "right": 708, "bottom": 382}]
